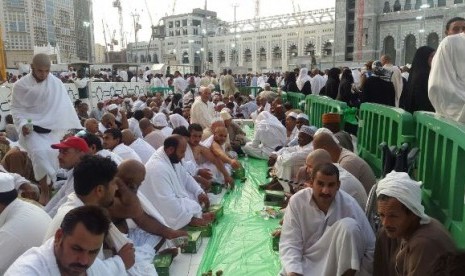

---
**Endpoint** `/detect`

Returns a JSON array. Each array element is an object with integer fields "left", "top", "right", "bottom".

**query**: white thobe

[
  {"left": 428, "top": 33, "right": 465, "bottom": 123},
  {"left": 173, "top": 76, "right": 187, "bottom": 94},
  {"left": 0, "top": 199, "right": 51, "bottom": 274},
  {"left": 140, "top": 147, "right": 204, "bottom": 230},
  {"left": 128, "top": 118, "right": 143, "bottom": 139},
  {"left": 190, "top": 99, "right": 213, "bottom": 129},
  {"left": 336, "top": 164, "right": 368, "bottom": 210},
  {"left": 160, "top": 126, "right": 173, "bottom": 138},
  {"left": 97, "top": 149, "right": 124, "bottom": 165},
  {"left": 242, "top": 120, "right": 287, "bottom": 160},
  {"left": 44, "top": 193, "right": 127, "bottom": 275},
  {"left": 5, "top": 238, "right": 113, "bottom": 276},
  {"left": 274, "top": 143, "right": 313, "bottom": 192},
  {"left": 128, "top": 138, "right": 155, "bottom": 164},
  {"left": 384, "top": 64, "right": 403, "bottom": 107},
  {"left": 280, "top": 189, "right": 375, "bottom": 276},
  {"left": 310, "top": 74, "right": 326, "bottom": 95},
  {"left": 11, "top": 73, "right": 82, "bottom": 183},
  {"left": 44, "top": 169, "right": 74, "bottom": 217},
  {"left": 113, "top": 143, "right": 142, "bottom": 162},
  {"left": 286, "top": 127, "right": 298, "bottom": 146}
]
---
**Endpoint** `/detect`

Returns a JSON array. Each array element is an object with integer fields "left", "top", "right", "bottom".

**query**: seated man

[
  {"left": 139, "top": 118, "right": 165, "bottom": 150},
  {"left": 374, "top": 171, "right": 457, "bottom": 276},
  {"left": 121, "top": 129, "right": 155, "bottom": 164},
  {"left": 0, "top": 174, "right": 52, "bottom": 273},
  {"left": 139, "top": 135, "right": 215, "bottom": 230},
  {"left": 220, "top": 109, "right": 248, "bottom": 154},
  {"left": 99, "top": 112, "right": 118, "bottom": 133},
  {"left": 287, "top": 113, "right": 310, "bottom": 147},
  {"left": 285, "top": 112, "right": 299, "bottom": 146},
  {"left": 103, "top": 128, "right": 142, "bottom": 162},
  {"left": 84, "top": 118, "right": 101, "bottom": 137},
  {"left": 280, "top": 163, "right": 375, "bottom": 276},
  {"left": 313, "top": 132, "right": 376, "bottom": 194},
  {"left": 242, "top": 111, "right": 287, "bottom": 160},
  {"left": 322, "top": 113, "right": 354, "bottom": 152},
  {"left": 266, "top": 125, "right": 317, "bottom": 192},
  {"left": 6, "top": 206, "right": 114, "bottom": 275}
]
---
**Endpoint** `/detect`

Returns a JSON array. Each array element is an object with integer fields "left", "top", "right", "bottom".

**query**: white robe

[
  {"left": 429, "top": 33, "right": 465, "bottom": 123},
  {"left": 190, "top": 99, "right": 214, "bottom": 129},
  {"left": 11, "top": 73, "right": 82, "bottom": 183},
  {"left": 113, "top": 143, "right": 142, "bottom": 162},
  {"left": 310, "top": 74, "right": 326, "bottom": 95},
  {"left": 5, "top": 238, "right": 113, "bottom": 276},
  {"left": 129, "top": 138, "right": 156, "bottom": 164},
  {"left": 139, "top": 147, "right": 203, "bottom": 230},
  {"left": 0, "top": 199, "right": 52, "bottom": 274},
  {"left": 336, "top": 164, "right": 368, "bottom": 210},
  {"left": 274, "top": 143, "right": 313, "bottom": 192},
  {"left": 286, "top": 126, "right": 298, "bottom": 146},
  {"left": 280, "top": 189, "right": 375, "bottom": 276},
  {"left": 128, "top": 118, "right": 143, "bottom": 139},
  {"left": 44, "top": 169, "right": 74, "bottom": 218},
  {"left": 384, "top": 64, "right": 403, "bottom": 107}
]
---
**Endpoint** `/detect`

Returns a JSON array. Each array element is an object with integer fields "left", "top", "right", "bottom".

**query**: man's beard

[
  {"left": 168, "top": 153, "right": 180, "bottom": 164},
  {"left": 56, "top": 242, "right": 90, "bottom": 274}
]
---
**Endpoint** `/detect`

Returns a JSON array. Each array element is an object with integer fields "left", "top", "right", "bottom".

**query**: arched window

[
  {"left": 289, "top": 45, "right": 298, "bottom": 58},
  {"left": 259, "top": 48, "right": 266, "bottom": 61},
  {"left": 383, "top": 1, "right": 391, "bottom": 13},
  {"left": 153, "top": 54, "right": 159, "bottom": 63},
  {"left": 404, "top": 0, "right": 412, "bottom": 10},
  {"left": 438, "top": 0, "right": 446, "bottom": 7},
  {"left": 304, "top": 43, "right": 315, "bottom": 56},
  {"left": 272, "top": 47, "right": 282, "bottom": 60},
  {"left": 244, "top": 49, "right": 252, "bottom": 62},
  {"left": 383, "top": 36, "right": 397, "bottom": 64},
  {"left": 393, "top": 0, "right": 401, "bottom": 12},
  {"left": 230, "top": 49, "right": 238, "bottom": 64},
  {"left": 404, "top": 34, "right": 417, "bottom": 64},
  {"left": 147, "top": 54, "right": 152, "bottom": 62},
  {"left": 207, "top": 52, "right": 213, "bottom": 63},
  {"left": 218, "top": 50, "right": 225, "bottom": 63},
  {"left": 323, "top": 42, "right": 333, "bottom": 56},
  {"left": 140, "top": 55, "right": 145, "bottom": 63},
  {"left": 182, "top": 52, "right": 189, "bottom": 64},
  {"left": 427, "top": 32, "right": 439, "bottom": 49}
]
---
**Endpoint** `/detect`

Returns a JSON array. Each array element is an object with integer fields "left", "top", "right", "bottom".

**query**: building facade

[
  {"left": 0, "top": 0, "right": 94, "bottom": 68},
  {"left": 127, "top": 1, "right": 465, "bottom": 73}
]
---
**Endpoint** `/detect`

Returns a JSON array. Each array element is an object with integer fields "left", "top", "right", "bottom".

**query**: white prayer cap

[
  {"left": 314, "top": 127, "right": 340, "bottom": 144},
  {"left": 376, "top": 171, "right": 431, "bottom": 224},
  {"left": 153, "top": 113, "right": 168, "bottom": 127},
  {"left": 296, "top": 113, "right": 309, "bottom": 120},
  {"left": 220, "top": 109, "right": 232, "bottom": 120},
  {"left": 0, "top": 173, "right": 15, "bottom": 193},
  {"left": 216, "top": 101, "right": 225, "bottom": 107},
  {"left": 299, "top": 125, "right": 317, "bottom": 137},
  {"left": 287, "top": 111, "right": 298, "bottom": 119},
  {"left": 107, "top": 104, "right": 118, "bottom": 111}
]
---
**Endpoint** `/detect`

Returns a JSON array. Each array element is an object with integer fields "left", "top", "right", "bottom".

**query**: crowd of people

[{"left": 1, "top": 16, "right": 465, "bottom": 276}]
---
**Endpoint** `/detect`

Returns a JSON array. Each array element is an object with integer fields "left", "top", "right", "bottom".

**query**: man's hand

[
  {"left": 230, "top": 159, "right": 241, "bottom": 170},
  {"left": 22, "top": 126, "right": 31, "bottom": 136},
  {"left": 197, "top": 168, "right": 213, "bottom": 180},
  {"left": 197, "top": 192, "right": 210, "bottom": 210},
  {"left": 117, "top": 243, "right": 135, "bottom": 270}
]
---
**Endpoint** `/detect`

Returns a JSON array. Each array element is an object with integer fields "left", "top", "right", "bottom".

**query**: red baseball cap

[{"left": 51, "top": 136, "right": 89, "bottom": 153}]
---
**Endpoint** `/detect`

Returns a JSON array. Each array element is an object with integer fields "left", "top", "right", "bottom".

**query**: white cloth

[
  {"left": 113, "top": 143, "right": 142, "bottom": 162},
  {"left": 243, "top": 111, "right": 286, "bottom": 159},
  {"left": 0, "top": 199, "right": 51, "bottom": 274},
  {"left": 11, "top": 73, "right": 82, "bottom": 182},
  {"left": 279, "top": 189, "right": 375, "bottom": 276},
  {"left": 44, "top": 169, "right": 74, "bottom": 217},
  {"left": 144, "top": 130, "right": 165, "bottom": 150},
  {"left": 5, "top": 238, "right": 114, "bottom": 276},
  {"left": 275, "top": 143, "right": 313, "bottom": 192},
  {"left": 428, "top": 33, "right": 465, "bottom": 123},
  {"left": 44, "top": 193, "right": 127, "bottom": 274},
  {"left": 132, "top": 100, "right": 146, "bottom": 112},
  {"left": 96, "top": 149, "right": 124, "bottom": 165},
  {"left": 297, "top": 68, "right": 312, "bottom": 91},
  {"left": 129, "top": 138, "right": 156, "bottom": 164},
  {"left": 90, "top": 108, "right": 105, "bottom": 121},
  {"left": 169, "top": 114, "right": 189, "bottom": 129},
  {"left": 160, "top": 126, "right": 173, "bottom": 138},
  {"left": 173, "top": 76, "right": 187, "bottom": 94},
  {"left": 139, "top": 147, "right": 203, "bottom": 230},
  {"left": 310, "top": 74, "right": 326, "bottom": 95},
  {"left": 128, "top": 118, "right": 143, "bottom": 139},
  {"left": 376, "top": 171, "right": 430, "bottom": 224},
  {"left": 190, "top": 99, "right": 214, "bottom": 129},
  {"left": 287, "top": 126, "right": 298, "bottom": 146},
  {"left": 336, "top": 164, "right": 368, "bottom": 210},
  {"left": 383, "top": 64, "right": 403, "bottom": 107}
]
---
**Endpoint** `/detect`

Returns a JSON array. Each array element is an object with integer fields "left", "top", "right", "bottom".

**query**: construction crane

[{"left": 113, "top": 0, "right": 125, "bottom": 49}]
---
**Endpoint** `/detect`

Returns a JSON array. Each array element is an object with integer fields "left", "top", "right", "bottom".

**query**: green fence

[
  {"left": 286, "top": 92, "right": 305, "bottom": 110},
  {"left": 415, "top": 112, "right": 465, "bottom": 249},
  {"left": 357, "top": 103, "right": 415, "bottom": 177},
  {"left": 238, "top": 86, "right": 261, "bottom": 97},
  {"left": 304, "top": 95, "right": 348, "bottom": 128}
]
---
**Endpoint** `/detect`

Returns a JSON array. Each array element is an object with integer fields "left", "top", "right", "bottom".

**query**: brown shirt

[
  {"left": 374, "top": 219, "right": 456, "bottom": 276},
  {"left": 338, "top": 148, "right": 376, "bottom": 194}
]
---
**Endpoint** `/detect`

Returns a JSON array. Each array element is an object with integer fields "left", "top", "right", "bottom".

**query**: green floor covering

[{"left": 197, "top": 158, "right": 282, "bottom": 275}]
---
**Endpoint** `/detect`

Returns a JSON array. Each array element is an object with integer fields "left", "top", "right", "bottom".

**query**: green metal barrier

[
  {"left": 304, "top": 95, "right": 348, "bottom": 128},
  {"left": 357, "top": 103, "right": 415, "bottom": 177},
  {"left": 238, "top": 86, "right": 261, "bottom": 97},
  {"left": 286, "top": 92, "right": 305, "bottom": 109},
  {"left": 414, "top": 112, "right": 465, "bottom": 249}
]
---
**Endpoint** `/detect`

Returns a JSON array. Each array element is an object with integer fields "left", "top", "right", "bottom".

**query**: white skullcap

[
  {"left": 299, "top": 125, "right": 317, "bottom": 137},
  {"left": 287, "top": 112, "right": 298, "bottom": 119},
  {"left": 376, "top": 171, "right": 431, "bottom": 224},
  {"left": 153, "top": 113, "right": 168, "bottom": 127},
  {"left": 0, "top": 173, "right": 15, "bottom": 193},
  {"left": 107, "top": 104, "right": 118, "bottom": 111},
  {"left": 216, "top": 101, "right": 225, "bottom": 106},
  {"left": 220, "top": 109, "right": 232, "bottom": 120},
  {"left": 296, "top": 113, "right": 309, "bottom": 120},
  {"left": 314, "top": 127, "right": 340, "bottom": 144}
]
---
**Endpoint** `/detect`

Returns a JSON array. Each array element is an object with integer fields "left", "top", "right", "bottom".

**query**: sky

[{"left": 92, "top": 0, "right": 335, "bottom": 49}]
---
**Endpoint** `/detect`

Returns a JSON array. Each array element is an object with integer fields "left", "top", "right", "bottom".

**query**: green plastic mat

[{"left": 197, "top": 158, "right": 282, "bottom": 276}]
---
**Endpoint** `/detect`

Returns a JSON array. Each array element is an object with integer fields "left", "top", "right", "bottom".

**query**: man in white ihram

[
  {"left": 11, "top": 54, "right": 82, "bottom": 206},
  {"left": 279, "top": 162, "right": 375, "bottom": 276}
]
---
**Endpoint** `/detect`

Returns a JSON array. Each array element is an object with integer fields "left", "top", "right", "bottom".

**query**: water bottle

[
  {"left": 243, "top": 153, "right": 249, "bottom": 173},
  {"left": 25, "top": 119, "right": 33, "bottom": 134}
]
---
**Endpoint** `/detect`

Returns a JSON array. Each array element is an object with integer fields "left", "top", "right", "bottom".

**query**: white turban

[
  {"left": 153, "top": 113, "right": 168, "bottom": 127},
  {"left": 314, "top": 127, "right": 340, "bottom": 144},
  {"left": 376, "top": 171, "right": 431, "bottom": 224},
  {"left": 299, "top": 125, "right": 317, "bottom": 137},
  {"left": 0, "top": 173, "right": 15, "bottom": 193},
  {"left": 296, "top": 113, "right": 309, "bottom": 120}
]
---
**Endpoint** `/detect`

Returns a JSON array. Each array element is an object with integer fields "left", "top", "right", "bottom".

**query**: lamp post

[{"left": 83, "top": 21, "right": 91, "bottom": 63}]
